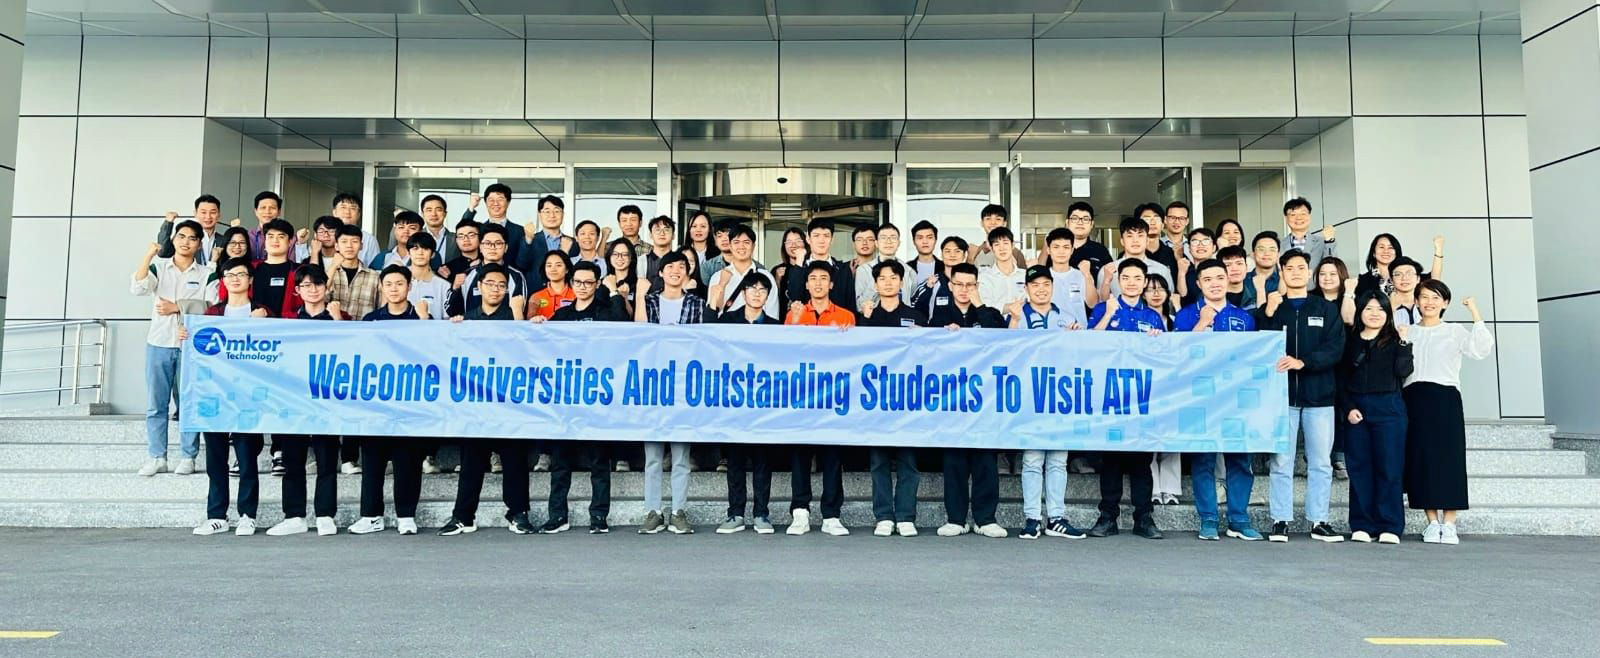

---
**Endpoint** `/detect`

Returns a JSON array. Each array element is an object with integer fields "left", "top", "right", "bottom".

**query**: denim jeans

[
  {"left": 1192, "top": 452, "right": 1252, "bottom": 525},
  {"left": 144, "top": 344, "right": 199, "bottom": 459},
  {"left": 1345, "top": 392, "right": 1408, "bottom": 535},
  {"left": 644, "top": 442, "right": 689, "bottom": 514},
  {"left": 870, "top": 447, "right": 919, "bottom": 522},
  {"left": 1020, "top": 449, "right": 1067, "bottom": 521},
  {"left": 205, "top": 432, "right": 261, "bottom": 520},
  {"left": 1270, "top": 405, "right": 1335, "bottom": 523}
]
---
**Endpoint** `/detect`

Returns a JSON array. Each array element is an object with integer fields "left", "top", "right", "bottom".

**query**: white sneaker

[
  {"left": 192, "top": 518, "right": 228, "bottom": 535},
  {"left": 340, "top": 461, "right": 361, "bottom": 475},
  {"left": 349, "top": 516, "right": 385, "bottom": 534},
  {"left": 421, "top": 456, "right": 441, "bottom": 474},
  {"left": 873, "top": 520, "right": 894, "bottom": 537},
  {"left": 491, "top": 452, "right": 504, "bottom": 473},
  {"left": 821, "top": 518, "right": 849, "bottom": 536},
  {"left": 234, "top": 516, "right": 257, "bottom": 536},
  {"left": 896, "top": 522, "right": 918, "bottom": 537},
  {"left": 315, "top": 517, "right": 337, "bottom": 536},
  {"left": 266, "top": 517, "right": 307, "bottom": 536},
  {"left": 138, "top": 457, "right": 167, "bottom": 477},
  {"left": 1350, "top": 530, "right": 1373, "bottom": 543},
  {"left": 533, "top": 453, "right": 550, "bottom": 472},
  {"left": 1378, "top": 532, "right": 1400, "bottom": 544},
  {"left": 397, "top": 517, "right": 418, "bottom": 535},
  {"left": 975, "top": 523, "right": 1008, "bottom": 538},
  {"left": 614, "top": 460, "right": 630, "bottom": 472},
  {"left": 786, "top": 509, "right": 811, "bottom": 535},
  {"left": 1440, "top": 523, "right": 1460, "bottom": 545},
  {"left": 1422, "top": 522, "right": 1442, "bottom": 544},
  {"left": 174, "top": 458, "right": 196, "bottom": 475},
  {"left": 936, "top": 522, "right": 969, "bottom": 537}
]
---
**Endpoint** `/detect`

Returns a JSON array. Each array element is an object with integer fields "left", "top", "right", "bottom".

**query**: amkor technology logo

[{"left": 192, "top": 327, "right": 284, "bottom": 363}]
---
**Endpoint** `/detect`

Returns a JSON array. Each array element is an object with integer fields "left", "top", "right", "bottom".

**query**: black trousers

[
  {"left": 791, "top": 445, "right": 842, "bottom": 518},
  {"left": 359, "top": 439, "right": 423, "bottom": 519},
  {"left": 942, "top": 448, "right": 998, "bottom": 525},
  {"left": 205, "top": 432, "right": 262, "bottom": 520},
  {"left": 1097, "top": 450, "right": 1155, "bottom": 523},
  {"left": 339, "top": 436, "right": 361, "bottom": 464},
  {"left": 454, "top": 440, "right": 530, "bottom": 525},
  {"left": 547, "top": 440, "right": 610, "bottom": 524},
  {"left": 726, "top": 443, "right": 773, "bottom": 519},
  {"left": 278, "top": 434, "right": 338, "bottom": 519},
  {"left": 871, "top": 447, "right": 920, "bottom": 523}
]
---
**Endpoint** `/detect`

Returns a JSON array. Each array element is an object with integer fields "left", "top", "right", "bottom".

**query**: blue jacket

[
  {"left": 1089, "top": 296, "right": 1165, "bottom": 333},
  {"left": 1174, "top": 301, "right": 1255, "bottom": 332}
]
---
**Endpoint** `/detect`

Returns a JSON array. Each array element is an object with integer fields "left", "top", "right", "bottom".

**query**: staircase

[{"left": 1, "top": 413, "right": 1596, "bottom": 534}]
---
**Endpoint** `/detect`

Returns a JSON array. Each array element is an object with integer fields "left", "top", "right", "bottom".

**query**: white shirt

[
  {"left": 853, "top": 258, "right": 914, "bottom": 308},
  {"left": 1048, "top": 268, "right": 1091, "bottom": 328},
  {"left": 222, "top": 303, "right": 253, "bottom": 318},
  {"left": 1099, "top": 256, "right": 1172, "bottom": 298},
  {"left": 978, "top": 262, "right": 1027, "bottom": 312},
  {"left": 1404, "top": 321, "right": 1495, "bottom": 388},
  {"left": 716, "top": 261, "right": 779, "bottom": 318},
  {"left": 912, "top": 258, "right": 937, "bottom": 289},
  {"left": 294, "top": 230, "right": 378, "bottom": 265},
  {"left": 408, "top": 274, "right": 451, "bottom": 320},
  {"left": 658, "top": 294, "right": 684, "bottom": 325},
  {"left": 131, "top": 257, "right": 215, "bottom": 348}
]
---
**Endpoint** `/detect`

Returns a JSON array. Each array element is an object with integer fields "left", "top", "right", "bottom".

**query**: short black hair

[
  {"left": 484, "top": 183, "right": 512, "bottom": 200},
  {"left": 1134, "top": 202, "right": 1163, "bottom": 218},
  {"left": 1389, "top": 255, "right": 1423, "bottom": 276},
  {"left": 332, "top": 192, "right": 362, "bottom": 209},
  {"left": 335, "top": 224, "right": 363, "bottom": 241},
  {"left": 711, "top": 218, "right": 735, "bottom": 235},
  {"left": 1165, "top": 200, "right": 1190, "bottom": 215},
  {"left": 254, "top": 191, "right": 282, "bottom": 209},
  {"left": 408, "top": 231, "right": 436, "bottom": 253},
  {"left": 392, "top": 210, "right": 424, "bottom": 228},
  {"left": 537, "top": 194, "right": 563, "bottom": 211},
  {"left": 1283, "top": 197, "right": 1313, "bottom": 215},
  {"left": 980, "top": 204, "right": 1007, "bottom": 221},
  {"left": 379, "top": 264, "right": 412, "bottom": 283},
  {"left": 872, "top": 260, "right": 906, "bottom": 280},
  {"left": 805, "top": 261, "right": 834, "bottom": 278},
  {"left": 877, "top": 222, "right": 900, "bottom": 236},
  {"left": 1194, "top": 258, "right": 1226, "bottom": 277},
  {"left": 852, "top": 225, "right": 877, "bottom": 239},
  {"left": 1251, "top": 230, "right": 1279, "bottom": 249},
  {"left": 806, "top": 218, "right": 835, "bottom": 234},
  {"left": 294, "top": 263, "right": 329, "bottom": 286},
  {"left": 1418, "top": 278, "right": 1451, "bottom": 302},
  {"left": 478, "top": 222, "right": 507, "bottom": 242},
  {"left": 940, "top": 235, "right": 969, "bottom": 253},
  {"left": 313, "top": 215, "right": 342, "bottom": 233},
  {"left": 262, "top": 218, "right": 294, "bottom": 238},
  {"left": 1067, "top": 201, "right": 1094, "bottom": 218},
  {"left": 420, "top": 194, "right": 447, "bottom": 210},
  {"left": 911, "top": 220, "right": 938, "bottom": 238},
  {"left": 648, "top": 215, "right": 674, "bottom": 231},
  {"left": 194, "top": 194, "right": 222, "bottom": 210},
  {"left": 571, "top": 261, "right": 602, "bottom": 280},
  {"left": 617, "top": 204, "right": 643, "bottom": 220},
  {"left": 219, "top": 256, "right": 254, "bottom": 277},
  {"left": 1187, "top": 227, "right": 1216, "bottom": 242},
  {"left": 949, "top": 262, "right": 980, "bottom": 280},
  {"left": 728, "top": 224, "right": 756, "bottom": 243},
  {"left": 1279, "top": 249, "right": 1310, "bottom": 268},
  {"left": 574, "top": 220, "right": 600, "bottom": 237},
  {"left": 1118, "top": 217, "right": 1147, "bottom": 235},
  {"left": 657, "top": 250, "right": 689, "bottom": 272},
  {"left": 1045, "top": 227, "right": 1074, "bottom": 245},
  {"left": 987, "top": 226, "right": 1014, "bottom": 244},
  {"left": 174, "top": 220, "right": 204, "bottom": 240},
  {"left": 477, "top": 262, "right": 508, "bottom": 282},
  {"left": 454, "top": 217, "right": 480, "bottom": 233},
  {"left": 1117, "top": 258, "right": 1149, "bottom": 276},
  {"left": 1217, "top": 245, "right": 1248, "bottom": 263}
]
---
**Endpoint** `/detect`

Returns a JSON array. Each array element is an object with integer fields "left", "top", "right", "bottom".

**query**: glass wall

[
  {"left": 1018, "top": 166, "right": 1190, "bottom": 257},
  {"left": 575, "top": 166, "right": 658, "bottom": 243},
  {"left": 904, "top": 166, "right": 991, "bottom": 261},
  {"left": 1200, "top": 166, "right": 1286, "bottom": 243},
  {"left": 280, "top": 165, "right": 363, "bottom": 233},
  {"left": 373, "top": 165, "right": 564, "bottom": 251}
]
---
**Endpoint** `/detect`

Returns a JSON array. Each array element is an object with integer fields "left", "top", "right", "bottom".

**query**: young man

[
  {"left": 1040, "top": 227, "right": 1098, "bottom": 327},
  {"left": 1242, "top": 231, "right": 1281, "bottom": 310},
  {"left": 461, "top": 183, "right": 525, "bottom": 269},
  {"left": 1086, "top": 259, "right": 1167, "bottom": 540},
  {"left": 441, "top": 218, "right": 481, "bottom": 282},
  {"left": 323, "top": 192, "right": 380, "bottom": 266},
  {"left": 780, "top": 261, "right": 857, "bottom": 536},
  {"left": 910, "top": 236, "right": 968, "bottom": 324},
  {"left": 439, "top": 263, "right": 536, "bottom": 537},
  {"left": 245, "top": 191, "right": 285, "bottom": 260},
  {"left": 349, "top": 265, "right": 427, "bottom": 536},
  {"left": 1174, "top": 259, "right": 1263, "bottom": 542},
  {"left": 405, "top": 232, "right": 450, "bottom": 321},
  {"left": 1007, "top": 265, "right": 1087, "bottom": 540},
  {"left": 267, "top": 264, "right": 347, "bottom": 537},
  {"left": 704, "top": 224, "right": 780, "bottom": 319},
  {"left": 711, "top": 272, "right": 780, "bottom": 534},
  {"left": 929, "top": 263, "right": 1008, "bottom": 538},
  {"left": 419, "top": 194, "right": 457, "bottom": 267},
  {"left": 908, "top": 220, "right": 940, "bottom": 289},
  {"left": 1218, "top": 245, "right": 1251, "bottom": 308},
  {"left": 855, "top": 222, "right": 910, "bottom": 309},
  {"left": 1064, "top": 202, "right": 1113, "bottom": 283},
  {"left": 634, "top": 252, "right": 703, "bottom": 535},
  {"left": 850, "top": 261, "right": 923, "bottom": 537},
  {"left": 325, "top": 224, "right": 381, "bottom": 474},
  {"left": 641, "top": 215, "right": 676, "bottom": 285},
  {"left": 537, "top": 261, "right": 623, "bottom": 534},
  {"left": 1135, "top": 202, "right": 1179, "bottom": 277},
  {"left": 969, "top": 204, "right": 1022, "bottom": 266},
  {"left": 188, "top": 257, "right": 271, "bottom": 536},
  {"left": 154, "top": 196, "right": 222, "bottom": 264},
  {"left": 1161, "top": 201, "right": 1192, "bottom": 261},
  {"left": 132, "top": 220, "right": 214, "bottom": 477},
  {"left": 446, "top": 222, "right": 527, "bottom": 321},
  {"left": 303, "top": 216, "right": 343, "bottom": 267},
  {"left": 1098, "top": 217, "right": 1173, "bottom": 302},
  {"left": 1254, "top": 250, "right": 1347, "bottom": 543},
  {"left": 520, "top": 195, "right": 576, "bottom": 289},
  {"left": 1277, "top": 197, "right": 1335, "bottom": 268},
  {"left": 251, "top": 218, "right": 304, "bottom": 319},
  {"left": 783, "top": 218, "right": 857, "bottom": 315},
  {"left": 617, "top": 204, "right": 647, "bottom": 257},
  {"left": 371, "top": 210, "right": 423, "bottom": 270},
  {"left": 849, "top": 225, "right": 877, "bottom": 271},
  {"left": 1178, "top": 227, "right": 1219, "bottom": 307},
  {"left": 977, "top": 226, "right": 1027, "bottom": 320}
]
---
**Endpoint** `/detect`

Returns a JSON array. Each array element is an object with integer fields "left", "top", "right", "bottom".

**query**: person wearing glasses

[
  {"left": 445, "top": 222, "right": 527, "bottom": 321},
  {"left": 1064, "top": 201, "right": 1112, "bottom": 283},
  {"left": 1241, "top": 231, "right": 1281, "bottom": 311},
  {"left": 1277, "top": 197, "right": 1336, "bottom": 269},
  {"left": 930, "top": 263, "right": 1009, "bottom": 539},
  {"left": 1177, "top": 227, "right": 1217, "bottom": 307},
  {"left": 518, "top": 195, "right": 576, "bottom": 289},
  {"left": 268, "top": 264, "right": 349, "bottom": 537}
]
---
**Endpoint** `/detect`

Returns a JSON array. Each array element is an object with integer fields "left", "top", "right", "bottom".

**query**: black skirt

[{"left": 1402, "top": 382, "right": 1468, "bottom": 510}]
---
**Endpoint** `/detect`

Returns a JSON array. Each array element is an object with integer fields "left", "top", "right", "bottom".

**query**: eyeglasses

[
  {"left": 296, "top": 282, "right": 325, "bottom": 290},
  {"left": 478, "top": 281, "right": 507, "bottom": 290},
  {"left": 481, "top": 240, "right": 506, "bottom": 248},
  {"left": 223, "top": 272, "right": 250, "bottom": 280},
  {"left": 1067, "top": 215, "right": 1092, "bottom": 223},
  {"left": 1189, "top": 238, "right": 1214, "bottom": 246},
  {"left": 1165, "top": 214, "right": 1188, "bottom": 221},
  {"left": 572, "top": 279, "right": 598, "bottom": 287}
]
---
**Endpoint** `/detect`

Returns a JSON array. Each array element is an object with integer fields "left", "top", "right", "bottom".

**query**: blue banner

[{"left": 179, "top": 316, "right": 1291, "bottom": 453}]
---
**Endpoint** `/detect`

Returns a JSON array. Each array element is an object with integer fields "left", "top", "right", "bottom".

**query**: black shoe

[
  {"left": 506, "top": 511, "right": 535, "bottom": 535},
  {"left": 437, "top": 517, "right": 476, "bottom": 536},
  {"left": 1310, "top": 522, "right": 1345, "bottom": 543},
  {"left": 540, "top": 517, "right": 571, "bottom": 534},
  {"left": 1087, "top": 517, "right": 1118, "bottom": 538},
  {"left": 589, "top": 519, "right": 610, "bottom": 534},
  {"left": 1131, "top": 520, "right": 1164, "bottom": 540},
  {"left": 1269, "top": 521, "right": 1290, "bottom": 543},
  {"left": 228, "top": 463, "right": 240, "bottom": 478}
]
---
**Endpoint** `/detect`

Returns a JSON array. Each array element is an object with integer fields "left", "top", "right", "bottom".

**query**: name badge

[
  {"left": 1136, "top": 321, "right": 1154, "bottom": 332},
  {"left": 270, "top": 277, "right": 286, "bottom": 287},
  {"left": 935, "top": 297, "right": 949, "bottom": 306},
  {"left": 184, "top": 281, "right": 201, "bottom": 288},
  {"left": 422, "top": 295, "right": 435, "bottom": 303},
  {"left": 899, "top": 318, "right": 916, "bottom": 327},
  {"left": 1308, "top": 316, "right": 1325, "bottom": 327}
]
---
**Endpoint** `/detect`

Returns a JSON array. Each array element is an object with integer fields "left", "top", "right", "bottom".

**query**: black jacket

[
  {"left": 1253, "top": 295, "right": 1346, "bottom": 407},
  {"left": 1337, "top": 334, "right": 1415, "bottom": 410},
  {"left": 782, "top": 257, "right": 855, "bottom": 313}
]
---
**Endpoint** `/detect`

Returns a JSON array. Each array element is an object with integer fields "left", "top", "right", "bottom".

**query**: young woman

[
  {"left": 1316, "top": 256, "right": 1358, "bottom": 480},
  {"left": 1403, "top": 280, "right": 1493, "bottom": 545},
  {"left": 677, "top": 245, "right": 704, "bottom": 293},
  {"left": 1214, "top": 219, "right": 1245, "bottom": 249},
  {"left": 1356, "top": 233, "right": 1401, "bottom": 296},
  {"left": 602, "top": 237, "right": 638, "bottom": 318},
  {"left": 1338, "top": 291, "right": 1415, "bottom": 545},
  {"left": 212, "top": 226, "right": 255, "bottom": 302},
  {"left": 1143, "top": 274, "right": 1182, "bottom": 505},
  {"left": 769, "top": 227, "right": 808, "bottom": 311},
  {"left": 684, "top": 211, "right": 718, "bottom": 268},
  {"left": 571, "top": 220, "right": 607, "bottom": 276},
  {"left": 527, "top": 250, "right": 575, "bottom": 320}
]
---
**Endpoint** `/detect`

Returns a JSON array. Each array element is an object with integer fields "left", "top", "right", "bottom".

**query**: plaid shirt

[
  {"left": 644, "top": 291, "right": 705, "bottom": 324},
  {"left": 327, "top": 264, "right": 381, "bottom": 320}
]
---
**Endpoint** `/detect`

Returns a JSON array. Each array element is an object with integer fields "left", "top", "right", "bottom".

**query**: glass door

[
  {"left": 1017, "top": 165, "right": 1191, "bottom": 259},
  {"left": 373, "top": 165, "right": 565, "bottom": 251}
]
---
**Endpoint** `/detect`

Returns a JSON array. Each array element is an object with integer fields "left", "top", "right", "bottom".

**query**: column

[{"left": 0, "top": 3, "right": 25, "bottom": 364}]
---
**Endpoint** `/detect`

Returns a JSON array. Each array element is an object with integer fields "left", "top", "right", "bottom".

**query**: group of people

[{"left": 133, "top": 186, "right": 1493, "bottom": 546}]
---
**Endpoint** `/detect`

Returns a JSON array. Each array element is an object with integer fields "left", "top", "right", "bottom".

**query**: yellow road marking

[
  {"left": 0, "top": 631, "right": 59, "bottom": 639},
  {"left": 1365, "top": 637, "right": 1505, "bottom": 646}
]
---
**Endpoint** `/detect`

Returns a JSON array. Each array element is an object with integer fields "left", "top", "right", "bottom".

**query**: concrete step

[
  {"left": 0, "top": 402, "right": 112, "bottom": 418},
  {"left": 1, "top": 499, "right": 1596, "bottom": 536},
  {"left": 1465, "top": 423, "right": 1556, "bottom": 449},
  {"left": 4, "top": 442, "right": 1585, "bottom": 477},
  {"left": 2, "top": 470, "right": 1597, "bottom": 507}
]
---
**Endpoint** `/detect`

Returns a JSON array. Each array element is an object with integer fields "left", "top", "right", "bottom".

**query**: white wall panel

[
  {"left": 1521, "top": 12, "right": 1600, "bottom": 167},
  {"left": 206, "top": 38, "right": 267, "bottom": 117},
  {"left": 1529, "top": 153, "right": 1600, "bottom": 299},
  {"left": 0, "top": 169, "right": 11, "bottom": 296},
  {"left": 13, "top": 117, "right": 76, "bottom": 217},
  {"left": 72, "top": 117, "right": 205, "bottom": 217},
  {"left": 1537, "top": 294, "right": 1600, "bottom": 434},
  {"left": 1490, "top": 217, "right": 1540, "bottom": 323},
  {"left": 906, "top": 40, "right": 1031, "bottom": 120},
  {"left": 200, "top": 121, "right": 242, "bottom": 219},
  {"left": 65, "top": 218, "right": 170, "bottom": 320},
  {"left": 526, "top": 41, "right": 651, "bottom": 120},
  {"left": 653, "top": 41, "right": 778, "bottom": 120},
  {"left": 0, "top": 40, "right": 20, "bottom": 169},
  {"left": 266, "top": 38, "right": 396, "bottom": 118},
  {"left": 1521, "top": 0, "right": 1599, "bottom": 39},
  {"left": 103, "top": 320, "right": 153, "bottom": 415},
  {"left": 1479, "top": 35, "right": 1527, "bottom": 116},
  {"left": 78, "top": 37, "right": 208, "bottom": 116},
  {"left": 1033, "top": 39, "right": 1162, "bottom": 118},
  {"left": 397, "top": 39, "right": 523, "bottom": 119},
  {"left": 1484, "top": 117, "right": 1533, "bottom": 217},
  {"left": 780, "top": 41, "right": 904, "bottom": 120},
  {"left": 1458, "top": 336, "right": 1501, "bottom": 421},
  {"left": 1352, "top": 117, "right": 1486, "bottom": 218},
  {"left": 19, "top": 36, "right": 79, "bottom": 116},
  {"left": 1319, "top": 120, "right": 1358, "bottom": 225},
  {"left": 1350, "top": 36, "right": 1481, "bottom": 116},
  {"left": 1163, "top": 37, "right": 1294, "bottom": 117},
  {"left": 4, "top": 218, "right": 69, "bottom": 320},
  {"left": 1289, "top": 137, "right": 1323, "bottom": 213},
  {"left": 1495, "top": 323, "right": 1545, "bottom": 417},
  {"left": 1355, "top": 217, "right": 1494, "bottom": 321},
  {"left": 1293, "top": 36, "right": 1352, "bottom": 117}
]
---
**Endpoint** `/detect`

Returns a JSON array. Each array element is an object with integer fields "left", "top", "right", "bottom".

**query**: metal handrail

[{"left": 0, "top": 319, "right": 109, "bottom": 404}]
